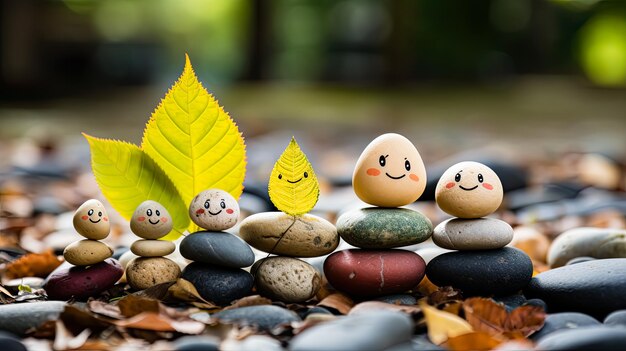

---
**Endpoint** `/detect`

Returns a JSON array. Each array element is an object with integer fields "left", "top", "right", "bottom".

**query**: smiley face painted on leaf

[
  {"left": 435, "top": 161, "right": 503, "bottom": 218},
  {"left": 73, "top": 199, "right": 110, "bottom": 240},
  {"left": 189, "top": 189, "right": 240, "bottom": 231},
  {"left": 353, "top": 133, "right": 427, "bottom": 207},
  {"left": 130, "top": 200, "right": 173, "bottom": 239},
  {"left": 268, "top": 137, "right": 319, "bottom": 215}
]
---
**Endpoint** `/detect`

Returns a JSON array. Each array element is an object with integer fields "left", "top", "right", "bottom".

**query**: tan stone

[
  {"left": 253, "top": 257, "right": 320, "bottom": 303},
  {"left": 353, "top": 133, "right": 427, "bottom": 207},
  {"left": 239, "top": 212, "right": 338, "bottom": 257},
  {"left": 63, "top": 239, "right": 113, "bottom": 266},
  {"left": 130, "top": 200, "right": 173, "bottom": 239},
  {"left": 432, "top": 218, "right": 513, "bottom": 250},
  {"left": 189, "top": 189, "right": 240, "bottom": 231},
  {"left": 435, "top": 161, "right": 503, "bottom": 218},
  {"left": 126, "top": 257, "right": 181, "bottom": 290},
  {"left": 73, "top": 199, "right": 110, "bottom": 240},
  {"left": 131, "top": 239, "right": 176, "bottom": 257}
]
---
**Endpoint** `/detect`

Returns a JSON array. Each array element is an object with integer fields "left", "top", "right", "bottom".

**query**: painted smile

[
  {"left": 148, "top": 219, "right": 160, "bottom": 225},
  {"left": 385, "top": 173, "right": 406, "bottom": 180},
  {"left": 89, "top": 218, "right": 101, "bottom": 224},
  {"left": 459, "top": 185, "right": 479, "bottom": 191},
  {"left": 287, "top": 178, "right": 302, "bottom": 184},
  {"left": 208, "top": 210, "right": 223, "bottom": 216}
]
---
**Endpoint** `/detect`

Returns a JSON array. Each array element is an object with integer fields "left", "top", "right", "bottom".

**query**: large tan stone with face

[
  {"left": 353, "top": 133, "right": 427, "bottom": 207},
  {"left": 130, "top": 200, "right": 173, "bottom": 239},
  {"left": 435, "top": 161, "right": 503, "bottom": 218},
  {"left": 239, "top": 212, "right": 338, "bottom": 257},
  {"left": 131, "top": 239, "right": 176, "bottom": 257},
  {"left": 63, "top": 239, "right": 113, "bottom": 266},
  {"left": 189, "top": 189, "right": 240, "bottom": 231},
  {"left": 126, "top": 257, "right": 181, "bottom": 290},
  {"left": 73, "top": 199, "right": 110, "bottom": 240}
]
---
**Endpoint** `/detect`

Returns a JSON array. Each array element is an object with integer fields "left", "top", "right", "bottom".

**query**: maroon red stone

[
  {"left": 324, "top": 249, "right": 425, "bottom": 297},
  {"left": 44, "top": 258, "right": 123, "bottom": 300}
]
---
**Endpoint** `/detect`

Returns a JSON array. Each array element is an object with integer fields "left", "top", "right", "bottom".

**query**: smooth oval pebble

[
  {"left": 44, "top": 258, "right": 123, "bottom": 300},
  {"left": 435, "top": 161, "right": 503, "bottom": 218},
  {"left": 212, "top": 305, "right": 301, "bottom": 331},
  {"left": 290, "top": 310, "right": 413, "bottom": 351},
  {"left": 337, "top": 207, "right": 433, "bottom": 249},
  {"left": 426, "top": 247, "right": 533, "bottom": 296},
  {"left": 604, "top": 310, "right": 626, "bottom": 327},
  {"left": 130, "top": 239, "right": 176, "bottom": 257},
  {"left": 63, "top": 239, "right": 113, "bottom": 266},
  {"left": 72, "top": 199, "right": 110, "bottom": 240},
  {"left": 180, "top": 231, "right": 254, "bottom": 268},
  {"left": 432, "top": 217, "right": 513, "bottom": 250},
  {"left": 324, "top": 249, "right": 425, "bottom": 297},
  {"left": 352, "top": 133, "right": 427, "bottom": 207},
  {"left": 181, "top": 262, "right": 253, "bottom": 305},
  {"left": 126, "top": 257, "right": 181, "bottom": 290},
  {"left": 253, "top": 257, "right": 321, "bottom": 303},
  {"left": 547, "top": 227, "right": 626, "bottom": 268},
  {"left": 0, "top": 331, "right": 27, "bottom": 351},
  {"left": 189, "top": 189, "right": 240, "bottom": 231},
  {"left": 239, "top": 212, "right": 338, "bottom": 257},
  {"left": 531, "top": 312, "right": 600, "bottom": 341},
  {"left": 535, "top": 325, "right": 626, "bottom": 351},
  {"left": 0, "top": 301, "right": 66, "bottom": 336},
  {"left": 130, "top": 200, "right": 173, "bottom": 239},
  {"left": 525, "top": 258, "right": 626, "bottom": 319}
]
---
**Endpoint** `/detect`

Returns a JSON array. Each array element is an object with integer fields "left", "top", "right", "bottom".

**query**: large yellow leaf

[
  {"left": 84, "top": 134, "right": 189, "bottom": 238},
  {"left": 268, "top": 137, "right": 319, "bottom": 215},
  {"left": 421, "top": 302, "right": 473, "bottom": 345},
  {"left": 141, "top": 54, "right": 246, "bottom": 232}
]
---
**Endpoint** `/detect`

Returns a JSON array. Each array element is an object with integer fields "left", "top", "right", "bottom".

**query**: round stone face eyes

[
  {"left": 379, "top": 155, "right": 386, "bottom": 167},
  {"left": 478, "top": 174, "right": 484, "bottom": 183},
  {"left": 405, "top": 160, "right": 411, "bottom": 171},
  {"left": 189, "top": 189, "right": 240, "bottom": 231},
  {"left": 455, "top": 173, "right": 461, "bottom": 182}
]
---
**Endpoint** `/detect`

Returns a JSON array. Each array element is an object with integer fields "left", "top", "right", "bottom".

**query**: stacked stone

[
  {"left": 239, "top": 211, "right": 339, "bottom": 303},
  {"left": 180, "top": 189, "right": 256, "bottom": 305},
  {"left": 126, "top": 200, "right": 180, "bottom": 290},
  {"left": 324, "top": 133, "right": 433, "bottom": 298},
  {"left": 426, "top": 161, "right": 533, "bottom": 296},
  {"left": 44, "top": 199, "right": 123, "bottom": 300}
]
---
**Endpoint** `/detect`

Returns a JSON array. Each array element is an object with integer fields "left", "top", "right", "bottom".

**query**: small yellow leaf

[
  {"left": 421, "top": 302, "right": 473, "bottom": 345},
  {"left": 268, "top": 137, "right": 319, "bottom": 215},
  {"left": 142, "top": 54, "right": 246, "bottom": 232}
]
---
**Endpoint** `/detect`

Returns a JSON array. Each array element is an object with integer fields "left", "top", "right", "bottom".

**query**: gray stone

[
  {"left": 0, "top": 301, "right": 66, "bottom": 335},
  {"left": 531, "top": 312, "right": 600, "bottom": 341},
  {"left": 213, "top": 305, "right": 301, "bottom": 331},
  {"left": 374, "top": 294, "right": 418, "bottom": 305},
  {"left": 565, "top": 256, "right": 596, "bottom": 265},
  {"left": 233, "top": 335, "right": 285, "bottom": 351},
  {"left": 289, "top": 310, "right": 412, "bottom": 351},
  {"left": 180, "top": 231, "right": 254, "bottom": 268},
  {"left": 604, "top": 310, "right": 626, "bottom": 327},
  {"left": 547, "top": 227, "right": 626, "bottom": 268},
  {"left": 0, "top": 331, "right": 27, "bottom": 351},
  {"left": 535, "top": 325, "right": 626, "bottom": 351},
  {"left": 181, "top": 263, "right": 253, "bottom": 306},
  {"left": 174, "top": 336, "right": 220, "bottom": 351},
  {"left": 432, "top": 218, "right": 513, "bottom": 250}
]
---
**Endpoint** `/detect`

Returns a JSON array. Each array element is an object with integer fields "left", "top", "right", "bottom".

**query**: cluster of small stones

[
  {"left": 64, "top": 199, "right": 114, "bottom": 266},
  {"left": 325, "top": 133, "right": 433, "bottom": 297}
]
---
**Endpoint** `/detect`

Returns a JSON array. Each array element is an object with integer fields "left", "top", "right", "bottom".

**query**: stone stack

[
  {"left": 126, "top": 200, "right": 180, "bottom": 290},
  {"left": 180, "top": 189, "right": 256, "bottom": 305},
  {"left": 324, "top": 133, "right": 433, "bottom": 298},
  {"left": 426, "top": 161, "right": 533, "bottom": 296},
  {"left": 44, "top": 199, "right": 123, "bottom": 300}
]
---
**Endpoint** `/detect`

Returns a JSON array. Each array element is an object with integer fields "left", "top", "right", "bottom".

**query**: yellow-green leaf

[
  {"left": 141, "top": 54, "right": 246, "bottom": 232},
  {"left": 268, "top": 137, "right": 319, "bottom": 215},
  {"left": 84, "top": 134, "right": 189, "bottom": 238}
]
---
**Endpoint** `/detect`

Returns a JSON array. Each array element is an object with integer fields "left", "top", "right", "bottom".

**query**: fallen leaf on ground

[
  {"left": 428, "top": 286, "right": 463, "bottom": 306},
  {"left": 421, "top": 301, "right": 473, "bottom": 345},
  {"left": 223, "top": 295, "right": 272, "bottom": 311},
  {"left": 463, "top": 297, "right": 545, "bottom": 338},
  {"left": 4, "top": 249, "right": 61, "bottom": 279},
  {"left": 167, "top": 278, "right": 218, "bottom": 309},
  {"left": 60, "top": 305, "right": 112, "bottom": 335},
  {"left": 53, "top": 320, "right": 90, "bottom": 351},
  {"left": 444, "top": 331, "right": 504, "bottom": 351},
  {"left": 118, "top": 295, "right": 160, "bottom": 318},
  {"left": 132, "top": 281, "right": 176, "bottom": 300},
  {"left": 317, "top": 293, "right": 354, "bottom": 315},
  {"left": 88, "top": 300, "right": 123, "bottom": 319},
  {"left": 113, "top": 312, "right": 205, "bottom": 334}
]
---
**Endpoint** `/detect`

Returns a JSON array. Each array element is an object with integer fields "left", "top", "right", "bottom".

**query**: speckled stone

[
  {"left": 63, "top": 239, "right": 113, "bottom": 266},
  {"left": 336, "top": 208, "right": 432, "bottom": 249},
  {"left": 252, "top": 257, "right": 321, "bottom": 303},
  {"left": 126, "top": 257, "right": 181, "bottom": 290},
  {"left": 432, "top": 217, "right": 513, "bottom": 250},
  {"left": 212, "top": 305, "right": 301, "bottom": 331}
]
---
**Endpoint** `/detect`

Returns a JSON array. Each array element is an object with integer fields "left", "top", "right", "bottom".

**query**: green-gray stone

[{"left": 336, "top": 208, "right": 433, "bottom": 249}]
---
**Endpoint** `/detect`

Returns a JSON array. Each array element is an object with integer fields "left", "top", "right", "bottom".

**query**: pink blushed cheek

[
  {"left": 161, "top": 217, "right": 168, "bottom": 222},
  {"left": 446, "top": 182, "right": 455, "bottom": 189},
  {"left": 226, "top": 209, "right": 234, "bottom": 214},
  {"left": 483, "top": 183, "right": 494, "bottom": 190},
  {"left": 137, "top": 216, "right": 146, "bottom": 222},
  {"left": 409, "top": 174, "right": 419, "bottom": 182},
  {"left": 81, "top": 215, "right": 88, "bottom": 220},
  {"left": 103, "top": 217, "right": 108, "bottom": 222},
  {"left": 195, "top": 209, "right": 205, "bottom": 215},
  {"left": 366, "top": 168, "right": 381, "bottom": 176}
]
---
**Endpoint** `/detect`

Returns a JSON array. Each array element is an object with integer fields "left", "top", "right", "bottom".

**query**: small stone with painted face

[
  {"left": 189, "top": 189, "right": 240, "bottom": 231},
  {"left": 353, "top": 133, "right": 427, "bottom": 207},
  {"left": 130, "top": 200, "right": 173, "bottom": 239},
  {"left": 73, "top": 199, "right": 110, "bottom": 240},
  {"left": 435, "top": 161, "right": 503, "bottom": 218}
]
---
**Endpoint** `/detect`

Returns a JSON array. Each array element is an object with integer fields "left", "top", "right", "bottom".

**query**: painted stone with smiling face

[
  {"left": 353, "top": 133, "right": 427, "bottom": 207},
  {"left": 435, "top": 161, "right": 503, "bottom": 218},
  {"left": 189, "top": 189, "right": 240, "bottom": 231},
  {"left": 130, "top": 200, "right": 173, "bottom": 239},
  {"left": 73, "top": 199, "right": 110, "bottom": 240}
]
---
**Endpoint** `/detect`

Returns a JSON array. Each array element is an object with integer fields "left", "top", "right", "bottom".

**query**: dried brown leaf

[
  {"left": 428, "top": 286, "right": 463, "bottom": 306},
  {"left": 5, "top": 249, "right": 61, "bottom": 279},
  {"left": 166, "top": 278, "right": 217, "bottom": 309},
  {"left": 60, "top": 305, "right": 112, "bottom": 335},
  {"left": 118, "top": 295, "right": 161, "bottom": 318},
  {"left": 463, "top": 297, "right": 545, "bottom": 338},
  {"left": 113, "top": 312, "right": 205, "bottom": 334},
  {"left": 87, "top": 300, "right": 123, "bottom": 319},
  {"left": 444, "top": 331, "right": 504, "bottom": 351},
  {"left": 317, "top": 293, "right": 354, "bottom": 315},
  {"left": 132, "top": 281, "right": 176, "bottom": 300},
  {"left": 223, "top": 295, "right": 272, "bottom": 311}
]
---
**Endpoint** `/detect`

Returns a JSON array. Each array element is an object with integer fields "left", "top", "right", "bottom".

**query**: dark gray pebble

[
  {"left": 604, "top": 310, "right": 626, "bottom": 327},
  {"left": 0, "top": 301, "right": 66, "bottom": 335},
  {"left": 374, "top": 294, "right": 418, "bottom": 305},
  {"left": 535, "top": 325, "right": 626, "bottom": 351},
  {"left": 181, "top": 263, "right": 253, "bottom": 305},
  {"left": 531, "top": 312, "right": 600, "bottom": 341},
  {"left": 174, "top": 336, "right": 220, "bottom": 351},
  {"left": 213, "top": 305, "right": 301, "bottom": 331},
  {"left": 180, "top": 231, "right": 254, "bottom": 268},
  {"left": 0, "top": 331, "right": 27, "bottom": 351}
]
